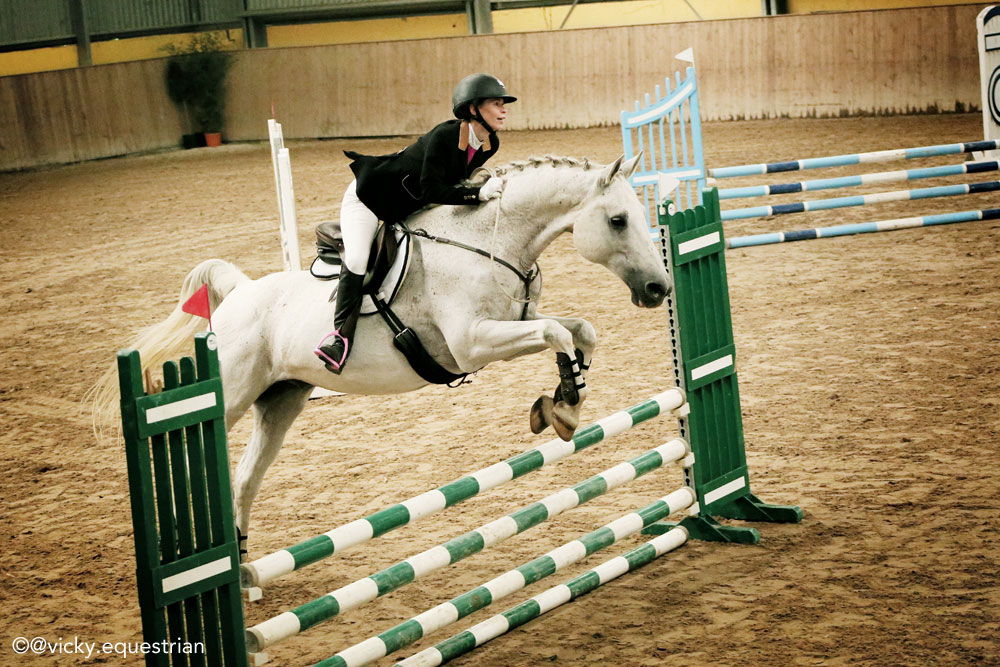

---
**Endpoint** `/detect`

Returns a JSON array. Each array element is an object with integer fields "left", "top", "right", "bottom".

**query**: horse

[{"left": 91, "top": 153, "right": 670, "bottom": 554}]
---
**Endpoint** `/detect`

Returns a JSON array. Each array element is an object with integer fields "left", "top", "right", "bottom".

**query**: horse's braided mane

[{"left": 467, "top": 155, "right": 595, "bottom": 185}]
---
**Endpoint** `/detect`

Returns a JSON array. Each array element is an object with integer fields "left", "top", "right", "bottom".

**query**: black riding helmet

[{"left": 452, "top": 73, "right": 516, "bottom": 132}]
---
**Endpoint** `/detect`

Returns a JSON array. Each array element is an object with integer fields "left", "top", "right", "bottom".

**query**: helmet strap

[{"left": 470, "top": 103, "right": 496, "bottom": 135}]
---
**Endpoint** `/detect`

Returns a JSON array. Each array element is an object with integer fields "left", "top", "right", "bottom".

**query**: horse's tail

[{"left": 88, "top": 259, "right": 250, "bottom": 439}]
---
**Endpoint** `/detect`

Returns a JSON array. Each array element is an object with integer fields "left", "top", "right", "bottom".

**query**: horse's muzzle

[{"left": 631, "top": 278, "right": 671, "bottom": 308}]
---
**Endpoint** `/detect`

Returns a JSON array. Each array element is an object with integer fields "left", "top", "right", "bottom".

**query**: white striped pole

[
  {"left": 716, "top": 160, "right": 1000, "bottom": 200},
  {"left": 392, "top": 526, "right": 691, "bottom": 667},
  {"left": 268, "top": 119, "right": 301, "bottom": 272},
  {"left": 241, "top": 389, "right": 686, "bottom": 589},
  {"left": 720, "top": 180, "right": 1000, "bottom": 221},
  {"left": 312, "top": 487, "right": 696, "bottom": 667},
  {"left": 244, "top": 439, "right": 690, "bottom": 653},
  {"left": 726, "top": 207, "right": 1000, "bottom": 248},
  {"left": 709, "top": 139, "right": 1000, "bottom": 179}
]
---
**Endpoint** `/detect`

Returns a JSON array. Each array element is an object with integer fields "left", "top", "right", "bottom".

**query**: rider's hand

[{"left": 478, "top": 177, "right": 503, "bottom": 201}]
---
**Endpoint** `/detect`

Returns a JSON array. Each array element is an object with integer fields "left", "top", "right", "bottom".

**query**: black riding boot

[{"left": 314, "top": 267, "right": 365, "bottom": 374}]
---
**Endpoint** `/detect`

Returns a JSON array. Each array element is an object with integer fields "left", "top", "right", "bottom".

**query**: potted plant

[{"left": 164, "top": 33, "right": 234, "bottom": 148}]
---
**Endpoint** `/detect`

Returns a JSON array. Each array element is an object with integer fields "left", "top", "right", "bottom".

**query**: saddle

[
  {"left": 310, "top": 220, "right": 466, "bottom": 385},
  {"left": 310, "top": 220, "right": 410, "bottom": 315}
]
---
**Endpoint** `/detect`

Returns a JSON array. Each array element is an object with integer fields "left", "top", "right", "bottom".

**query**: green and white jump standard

[
  {"left": 647, "top": 188, "right": 803, "bottom": 541},
  {"left": 120, "top": 334, "right": 248, "bottom": 667}
]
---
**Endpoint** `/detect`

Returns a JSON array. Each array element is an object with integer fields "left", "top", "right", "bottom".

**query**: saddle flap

[
  {"left": 366, "top": 221, "right": 399, "bottom": 288},
  {"left": 310, "top": 221, "right": 411, "bottom": 316},
  {"left": 315, "top": 220, "right": 344, "bottom": 260}
]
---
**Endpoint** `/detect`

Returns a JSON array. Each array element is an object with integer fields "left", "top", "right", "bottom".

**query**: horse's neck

[
  {"left": 412, "top": 164, "right": 594, "bottom": 272},
  {"left": 487, "top": 166, "right": 595, "bottom": 270}
]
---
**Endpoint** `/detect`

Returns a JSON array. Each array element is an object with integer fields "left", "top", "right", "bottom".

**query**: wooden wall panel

[
  {"left": 1, "top": 59, "right": 185, "bottom": 170},
  {"left": 0, "top": 4, "right": 986, "bottom": 171},
  {"left": 225, "top": 4, "right": 983, "bottom": 141}
]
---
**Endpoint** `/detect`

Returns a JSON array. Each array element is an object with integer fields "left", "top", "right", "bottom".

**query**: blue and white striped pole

[
  {"left": 726, "top": 208, "right": 1000, "bottom": 248},
  {"left": 710, "top": 140, "right": 1000, "bottom": 179},
  {"left": 720, "top": 180, "right": 1000, "bottom": 221},
  {"left": 717, "top": 160, "right": 1000, "bottom": 200}
]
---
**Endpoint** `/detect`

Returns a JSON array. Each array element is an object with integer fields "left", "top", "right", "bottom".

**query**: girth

[{"left": 365, "top": 223, "right": 541, "bottom": 387}]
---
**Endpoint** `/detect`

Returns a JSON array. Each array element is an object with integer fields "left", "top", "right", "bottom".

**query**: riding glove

[{"left": 478, "top": 176, "right": 504, "bottom": 201}]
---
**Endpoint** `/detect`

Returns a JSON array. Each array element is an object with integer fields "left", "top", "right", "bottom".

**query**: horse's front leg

[
  {"left": 529, "top": 313, "right": 597, "bottom": 438},
  {"left": 448, "top": 317, "right": 592, "bottom": 441}
]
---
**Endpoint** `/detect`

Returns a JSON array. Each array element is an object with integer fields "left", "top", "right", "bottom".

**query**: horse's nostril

[{"left": 647, "top": 281, "right": 667, "bottom": 298}]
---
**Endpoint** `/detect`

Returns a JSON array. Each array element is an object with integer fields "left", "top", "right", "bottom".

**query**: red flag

[{"left": 182, "top": 284, "right": 212, "bottom": 331}]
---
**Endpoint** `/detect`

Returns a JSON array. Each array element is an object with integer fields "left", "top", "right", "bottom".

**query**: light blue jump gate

[
  {"left": 623, "top": 68, "right": 1000, "bottom": 247},
  {"left": 621, "top": 66, "right": 707, "bottom": 223}
]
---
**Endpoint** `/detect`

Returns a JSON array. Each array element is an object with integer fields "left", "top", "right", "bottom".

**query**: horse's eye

[{"left": 609, "top": 214, "right": 627, "bottom": 230}]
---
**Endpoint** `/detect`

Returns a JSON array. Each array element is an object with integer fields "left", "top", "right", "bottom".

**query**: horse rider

[{"left": 314, "top": 73, "right": 516, "bottom": 374}]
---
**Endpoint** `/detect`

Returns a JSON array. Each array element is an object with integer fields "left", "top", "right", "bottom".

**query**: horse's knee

[
  {"left": 575, "top": 320, "right": 598, "bottom": 352},
  {"left": 541, "top": 320, "right": 575, "bottom": 355}
]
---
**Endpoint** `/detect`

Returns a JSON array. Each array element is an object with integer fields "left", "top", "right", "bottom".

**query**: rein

[{"left": 402, "top": 190, "right": 541, "bottom": 321}]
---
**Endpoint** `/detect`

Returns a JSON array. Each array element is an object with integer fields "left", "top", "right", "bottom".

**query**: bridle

[{"left": 402, "top": 173, "right": 542, "bottom": 321}]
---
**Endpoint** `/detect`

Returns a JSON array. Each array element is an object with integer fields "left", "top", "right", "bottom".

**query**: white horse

[{"left": 92, "top": 154, "right": 670, "bottom": 552}]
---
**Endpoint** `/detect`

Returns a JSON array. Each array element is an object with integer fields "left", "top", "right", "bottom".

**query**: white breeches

[{"left": 340, "top": 179, "right": 380, "bottom": 275}]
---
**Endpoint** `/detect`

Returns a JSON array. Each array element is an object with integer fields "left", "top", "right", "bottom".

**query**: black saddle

[
  {"left": 313, "top": 220, "right": 466, "bottom": 386},
  {"left": 313, "top": 220, "right": 399, "bottom": 290}
]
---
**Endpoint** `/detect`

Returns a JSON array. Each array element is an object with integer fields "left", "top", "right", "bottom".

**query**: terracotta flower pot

[{"left": 204, "top": 132, "right": 222, "bottom": 147}]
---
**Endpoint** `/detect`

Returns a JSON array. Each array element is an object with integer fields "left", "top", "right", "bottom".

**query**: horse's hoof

[
  {"left": 530, "top": 395, "right": 553, "bottom": 434},
  {"left": 551, "top": 400, "right": 579, "bottom": 441}
]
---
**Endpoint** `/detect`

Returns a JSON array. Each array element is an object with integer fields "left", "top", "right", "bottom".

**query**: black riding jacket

[{"left": 346, "top": 119, "right": 499, "bottom": 223}]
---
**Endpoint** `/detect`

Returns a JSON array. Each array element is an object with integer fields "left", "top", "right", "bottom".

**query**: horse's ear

[
  {"left": 600, "top": 154, "right": 626, "bottom": 187},
  {"left": 622, "top": 153, "right": 642, "bottom": 181}
]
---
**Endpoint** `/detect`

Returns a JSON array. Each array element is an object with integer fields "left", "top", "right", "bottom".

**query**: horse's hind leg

[{"left": 232, "top": 380, "right": 313, "bottom": 560}]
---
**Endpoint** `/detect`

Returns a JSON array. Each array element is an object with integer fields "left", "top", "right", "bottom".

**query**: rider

[{"left": 314, "top": 73, "right": 516, "bottom": 374}]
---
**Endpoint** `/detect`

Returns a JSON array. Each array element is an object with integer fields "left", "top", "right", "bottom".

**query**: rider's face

[{"left": 472, "top": 98, "right": 508, "bottom": 130}]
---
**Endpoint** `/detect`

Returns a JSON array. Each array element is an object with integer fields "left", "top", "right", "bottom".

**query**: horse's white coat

[{"left": 99, "top": 155, "right": 670, "bottom": 540}]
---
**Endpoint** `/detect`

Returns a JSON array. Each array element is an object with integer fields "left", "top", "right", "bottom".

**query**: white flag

[
  {"left": 675, "top": 48, "right": 695, "bottom": 64},
  {"left": 658, "top": 174, "right": 681, "bottom": 196}
]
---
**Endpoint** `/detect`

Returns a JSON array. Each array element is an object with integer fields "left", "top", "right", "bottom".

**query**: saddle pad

[{"left": 309, "top": 228, "right": 411, "bottom": 316}]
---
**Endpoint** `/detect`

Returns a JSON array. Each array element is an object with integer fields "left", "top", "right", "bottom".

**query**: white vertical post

[
  {"left": 977, "top": 6, "right": 1000, "bottom": 159},
  {"left": 276, "top": 149, "right": 301, "bottom": 272},
  {"left": 268, "top": 119, "right": 301, "bottom": 272},
  {"left": 268, "top": 118, "right": 285, "bottom": 226},
  {"left": 268, "top": 119, "right": 338, "bottom": 398}
]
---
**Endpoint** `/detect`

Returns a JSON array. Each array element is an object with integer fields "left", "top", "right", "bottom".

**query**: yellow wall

[
  {"left": 787, "top": 0, "right": 980, "bottom": 10},
  {"left": 0, "top": 30, "right": 243, "bottom": 78},
  {"left": 494, "top": 0, "right": 759, "bottom": 32},
  {"left": 92, "top": 29, "right": 244, "bottom": 65},
  {"left": 266, "top": 14, "right": 467, "bottom": 47},
  {"left": 0, "top": 44, "right": 77, "bottom": 77}
]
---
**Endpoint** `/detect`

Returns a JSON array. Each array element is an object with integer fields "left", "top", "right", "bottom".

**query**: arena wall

[{"left": 0, "top": 4, "right": 984, "bottom": 172}]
